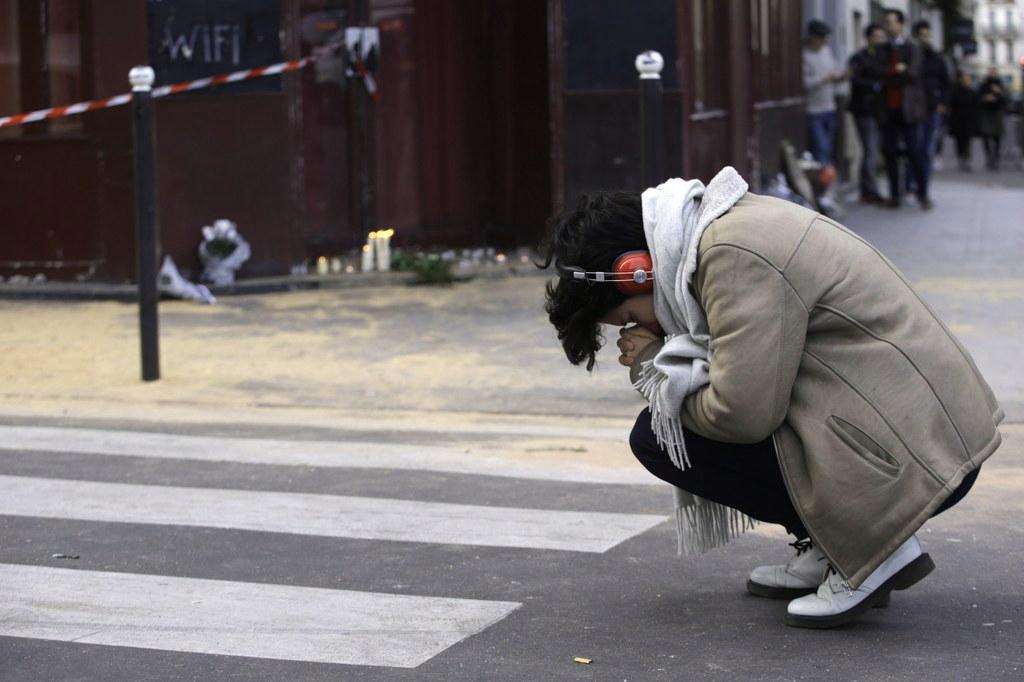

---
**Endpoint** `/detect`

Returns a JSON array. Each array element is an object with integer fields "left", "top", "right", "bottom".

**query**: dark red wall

[
  {"left": 376, "top": 0, "right": 551, "bottom": 249},
  {"left": 151, "top": 0, "right": 310, "bottom": 279},
  {"left": 153, "top": 94, "right": 306, "bottom": 278},
  {"left": 0, "top": 0, "right": 144, "bottom": 282}
]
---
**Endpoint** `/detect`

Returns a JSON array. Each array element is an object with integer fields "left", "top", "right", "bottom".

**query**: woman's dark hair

[{"left": 537, "top": 190, "right": 646, "bottom": 371}]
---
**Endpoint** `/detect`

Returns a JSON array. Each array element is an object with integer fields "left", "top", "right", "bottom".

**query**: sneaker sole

[
  {"left": 747, "top": 580, "right": 892, "bottom": 608},
  {"left": 890, "top": 553, "right": 936, "bottom": 591},
  {"left": 746, "top": 580, "right": 816, "bottom": 601},
  {"left": 784, "top": 553, "right": 933, "bottom": 629}
]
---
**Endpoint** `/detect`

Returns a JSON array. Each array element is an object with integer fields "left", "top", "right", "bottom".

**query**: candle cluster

[
  {"left": 315, "top": 256, "right": 343, "bottom": 275},
  {"left": 361, "top": 228, "right": 395, "bottom": 272}
]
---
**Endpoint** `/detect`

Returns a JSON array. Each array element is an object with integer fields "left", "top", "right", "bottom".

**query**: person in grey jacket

[
  {"left": 802, "top": 20, "right": 847, "bottom": 167},
  {"left": 541, "top": 168, "right": 1001, "bottom": 629}
]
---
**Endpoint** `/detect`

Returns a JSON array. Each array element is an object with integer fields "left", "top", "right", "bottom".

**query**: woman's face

[{"left": 599, "top": 294, "right": 664, "bottom": 336}]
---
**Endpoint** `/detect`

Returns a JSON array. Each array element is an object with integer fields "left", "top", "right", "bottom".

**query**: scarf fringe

[
  {"left": 637, "top": 168, "right": 756, "bottom": 558},
  {"left": 634, "top": 360, "right": 759, "bottom": 555},
  {"left": 632, "top": 359, "right": 691, "bottom": 470},
  {"left": 675, "top": 496, "right": 760, "bottom": 556}
]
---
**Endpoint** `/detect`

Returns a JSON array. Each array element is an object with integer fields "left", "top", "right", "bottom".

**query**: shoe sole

[
  {"left": 747, "top": 580, "right": 892, "bottom": 608},
  {"left": 746, "top": 580, "right": 816, "bottom": 601},
  {"left": 784, "top": 553, "right": 934, "bottom": 629}
]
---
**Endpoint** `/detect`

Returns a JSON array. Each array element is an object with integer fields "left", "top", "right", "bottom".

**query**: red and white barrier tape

[{"left": 0, "top": 56, "right": 314, "bottom": 129}]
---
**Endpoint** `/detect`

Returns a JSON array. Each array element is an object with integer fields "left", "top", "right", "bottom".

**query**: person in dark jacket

[
  {"left": 977, "top": 68, "right": 1008, "bottom": 171},
  {"left": 863, "top": 8, "right": 931, "bottom": 209},
  {"left": 948, "top": 71, "right": 979, "bottom": 171},
  {"left": 848, "top": 24, "right": 888, "bottom": 203},
  {"left": 912, "top": 20, "right": 950, "bottom": 185}
]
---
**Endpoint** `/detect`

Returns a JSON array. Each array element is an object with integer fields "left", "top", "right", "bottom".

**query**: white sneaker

[
  {"left": 747, "top": 539, "right": 828, "bottom": 600},
  {"left": 785, "top": 535, "right": 934, "bottom": 629}
]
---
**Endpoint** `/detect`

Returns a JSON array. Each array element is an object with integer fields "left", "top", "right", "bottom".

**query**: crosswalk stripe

[
  {"left": 0, "top": 475, "right": 666, "bottom": 553},
  {"left": 0, "top": 425, "right": 656, "bottom": 485},
  {"left": 0, "top": 563, "right": 521, "bottom": 668}
]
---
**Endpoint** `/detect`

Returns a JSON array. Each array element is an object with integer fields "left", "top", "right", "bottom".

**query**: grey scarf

[{"left": 633, "top": 166, "right": 760, "bottom": 555}]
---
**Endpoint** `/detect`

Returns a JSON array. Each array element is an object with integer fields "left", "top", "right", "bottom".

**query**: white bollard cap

[
  {"left": 129, "top": 66, "right": 156, "bottom": 92},
  {"left": 635, "top": 50, "right": 664, "bottom": 80}
]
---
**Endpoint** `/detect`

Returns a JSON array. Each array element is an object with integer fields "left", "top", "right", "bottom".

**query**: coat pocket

[{"left": 827, "top": 415, "right": 901, "bottom": 477}]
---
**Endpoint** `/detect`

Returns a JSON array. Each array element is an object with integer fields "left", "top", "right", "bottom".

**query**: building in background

[
  {"left": 968, "top": 0, "right": 1023, "bottom": 93},
  {"left": 0, "top": 0, "right": 805, "bottom": 284}
]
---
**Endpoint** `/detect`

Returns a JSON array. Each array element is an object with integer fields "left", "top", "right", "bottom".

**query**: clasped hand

[{"left": 617, "top": 326, "right": 661, "bottom": 367}]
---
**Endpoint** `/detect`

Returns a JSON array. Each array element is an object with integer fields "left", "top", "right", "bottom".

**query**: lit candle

[
  {"left": 361, "top": 235, "right": 375, "bottom": 272},
  {"left": 316, "top": 256, "right": 329, "bottom": 275},
  {"left": 376, "top": 228, "right": 394, "bottom": 272}
]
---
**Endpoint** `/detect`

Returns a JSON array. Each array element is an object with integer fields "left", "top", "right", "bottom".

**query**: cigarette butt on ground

[{"left": 573, "top": 657, "right": 592, "bottom": 664}]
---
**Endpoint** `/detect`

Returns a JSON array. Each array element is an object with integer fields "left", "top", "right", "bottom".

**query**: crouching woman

[{"left": 540, "top": 166, "right": 1003, "bottom": 628}]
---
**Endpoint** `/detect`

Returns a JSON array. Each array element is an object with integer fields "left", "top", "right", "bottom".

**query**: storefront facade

[{"left": 0, "top": 0, "right": 804, "bottom": 283}]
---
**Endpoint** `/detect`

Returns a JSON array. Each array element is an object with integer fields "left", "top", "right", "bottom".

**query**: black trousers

[
  {"left": 629, "top": 408, "right": 979, "bottom": 540},
  {"left": 982, "top": 135, "right": 1001, "bottom": 168},
  {"left": 953, "top": 134, "right": 972, "bottom": 161},
  {"left": 882, "top": 110, "right": 929, "bottom": 200}
]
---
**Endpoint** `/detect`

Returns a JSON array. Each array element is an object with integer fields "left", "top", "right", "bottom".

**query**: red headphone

[{"left": 555, "top": 250, "right": 654, "bottom": 295}]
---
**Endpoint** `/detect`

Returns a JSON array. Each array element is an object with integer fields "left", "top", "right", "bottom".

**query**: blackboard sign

[{"left": 147, "top": 0, "right": 283, "bottom": 94}]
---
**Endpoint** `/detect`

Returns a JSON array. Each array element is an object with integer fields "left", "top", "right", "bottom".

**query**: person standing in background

[
  {"left": 848, "top": 24, "right": 888, "bottom": 204},
  {"left": 802, "top": 20, "right": 848, "bottom": 168},
  {"left": 977, "top": 68, "right": 1008, "bottom": 171},
  {"left": 912, "top": 20, "right": 950, "bottom": 186},
  {"left": 948, "top": 71, "right": 979, "bottom": 171},
  {"left": 865, "top": 8, "right": 931, "bottom": 210}
]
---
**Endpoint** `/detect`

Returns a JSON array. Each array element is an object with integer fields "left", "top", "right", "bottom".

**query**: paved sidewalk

[{"left": 1, "top": 163, "right": 1021, "bottom": 424}]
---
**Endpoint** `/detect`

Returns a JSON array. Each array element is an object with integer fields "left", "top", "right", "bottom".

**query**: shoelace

[
  {"left": 793, "top": 541, "right": 852, "bottom": 598},
  {"left": 789, "top": 539, "right": 826, "bottom": 567},
  {"left": 789, "top": 538, "right": 813, "bottom": 555},
  {"left": 822, "top": 563, "right": 854, "bottom": 597}
]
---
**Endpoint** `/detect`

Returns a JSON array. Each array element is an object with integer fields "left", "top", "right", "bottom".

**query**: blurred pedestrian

[
  {"left": 802, "top": 20, "right": 847, "bottom": 168},
  {"left": 848, "top": 23, "right": 888, "bottom": 204},
  {"left": 948, "top": 71, "right": 979, "bottom": 171},
  {"left": 865, "top": 8, "right": 931, "bottom": 209},
  {"left": 912, "top": 20, "right": 950, "bottom": 185},
  {"left": 977, "top": 68, "right": 1007, "bottom": 171}
]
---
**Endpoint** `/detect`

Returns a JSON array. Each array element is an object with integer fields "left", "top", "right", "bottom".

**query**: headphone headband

[
  {"left": 555, "top": 265, "right": 651, "bottom": 284},
  {"left": 555, "top": 250, "right": 654, "bottom": 294}
]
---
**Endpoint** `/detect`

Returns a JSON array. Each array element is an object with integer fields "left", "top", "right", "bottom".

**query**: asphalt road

[{"left": 0, "top": 414, "right": 1021, "bottom": 681}]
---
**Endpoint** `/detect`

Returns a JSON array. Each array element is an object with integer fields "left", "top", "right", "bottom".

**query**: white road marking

[
  {"left": 0, "top": 475, "right": 665, "bottom": 553},
  {"left": 0, "top": 425, "right": 657, "bottom": 485},
  {"left": 0, "top": 563, "right": 520, "bottom": 668}
]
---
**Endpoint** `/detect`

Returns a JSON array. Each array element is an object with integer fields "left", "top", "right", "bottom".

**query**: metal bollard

[
  {"left": 636, "top": 50, "right": 665, "bottom": 189},
  {"left": 130, "top": 65, "right": 160, "bottom": 382}
]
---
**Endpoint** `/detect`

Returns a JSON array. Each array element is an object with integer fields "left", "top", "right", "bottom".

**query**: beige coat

[{"left": 645, "top": 192, "right": 1003, "bottom": 588}]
